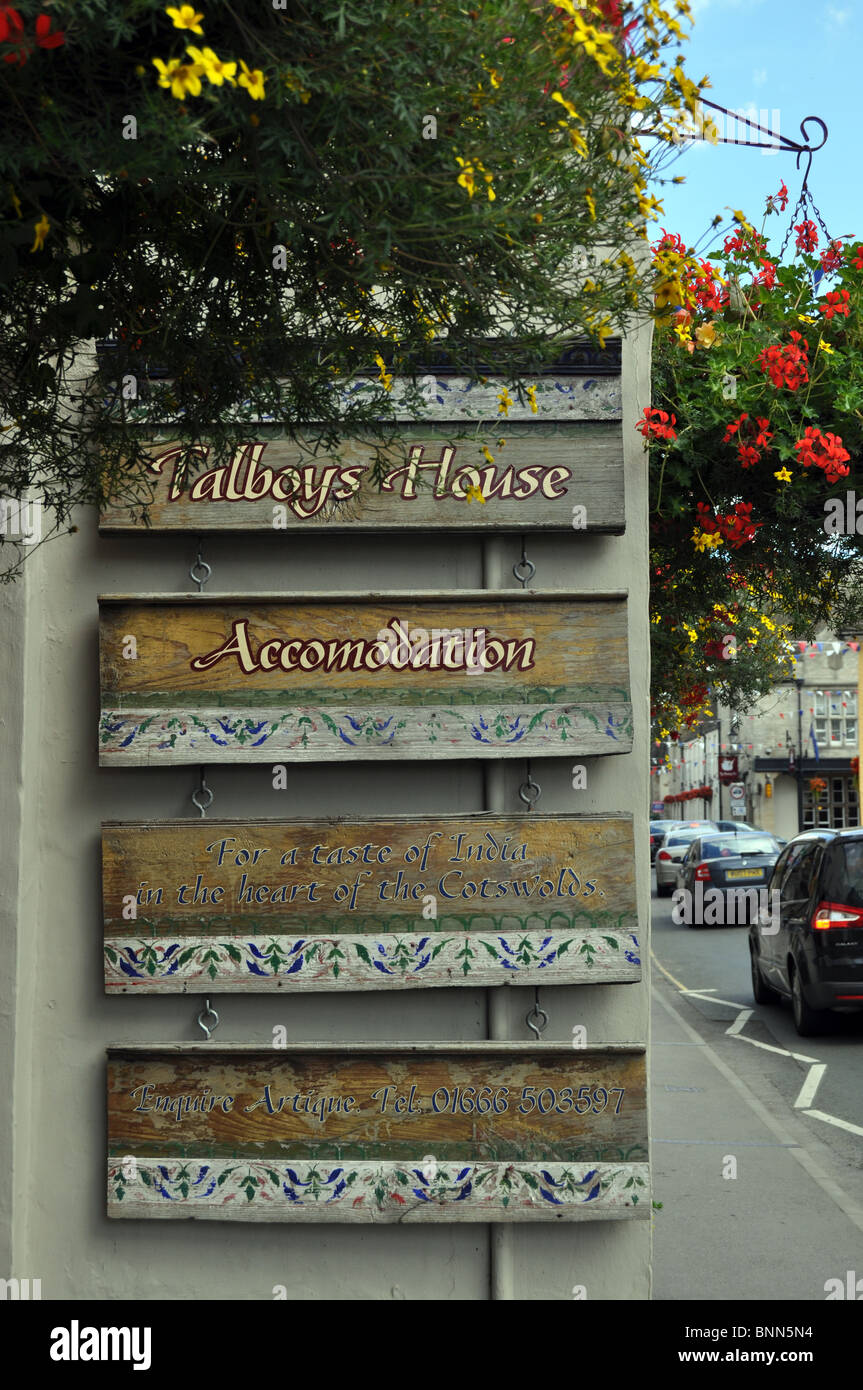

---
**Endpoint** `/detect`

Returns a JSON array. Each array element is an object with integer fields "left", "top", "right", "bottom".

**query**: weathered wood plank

[
  {"left": 98, "top": 427, "right": 625, "bottom": 533},
  {"left": 107, "top": 1044, "right": 648, "bottom": 1222},
  {"left": 102, "top": 813, "right": 640, "bottom": 992},
  {"left": 98, "top": 591, "right": 632, "bottom": 765}
]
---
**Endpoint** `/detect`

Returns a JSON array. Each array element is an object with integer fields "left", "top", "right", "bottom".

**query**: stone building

[{"left": 652, "top": 635, "right": 860, "bottom": 840}]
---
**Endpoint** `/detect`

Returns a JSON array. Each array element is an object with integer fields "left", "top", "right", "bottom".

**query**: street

[{"left": 650, "top": 869, "right": 863, "bottom": 1301}]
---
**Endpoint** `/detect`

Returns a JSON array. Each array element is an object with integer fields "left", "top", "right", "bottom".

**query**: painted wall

[{"left": 3, "top": 327, "right": 652, "bottom": 1300}]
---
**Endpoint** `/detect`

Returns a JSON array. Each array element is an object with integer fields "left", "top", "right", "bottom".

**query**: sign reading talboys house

[
  {"left": 97, "top": 429, "right": 625, "bottom": 533},
  {"left": 98, "top": 591, "right": 632, "bottom": 764},
  {"left": 102, "top": 813, "right": 640, "bottom": 992},
  {"left": 107, "top": 1043, "right": 649, "bottom": 1223}
]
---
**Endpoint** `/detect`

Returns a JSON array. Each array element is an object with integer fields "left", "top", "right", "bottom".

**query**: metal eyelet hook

[
  {"left": 191, "top": 767, "right": 214, "bottom": 818},
  {"left": 513, "top": 534, "right": 535, "bottom": 589},
  {"left": 197, "top": 999, "right": 220, "bottom": 1039},
  {"left": 526, "top": 989, "right": 548, "bottom": 1041},
  {"left": 190, "top": 536, "right": 212, "bottom": 593},
  {"left": 519, "top": 761, "right": 541, "bottom": 811}
]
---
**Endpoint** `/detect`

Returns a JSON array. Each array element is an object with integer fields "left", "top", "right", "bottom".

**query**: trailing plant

[
  {"left": 0, "top": 0, "right": 704, "bottom": 576},
  {"left": 644, "top": 185, "right": 863, "bottom": 736}
]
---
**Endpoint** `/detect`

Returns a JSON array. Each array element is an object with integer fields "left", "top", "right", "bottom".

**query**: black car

[
  {"left": 677, "top": 831, "right": 783, "bottom": 926},
  {"left": 749, "top": 828, "right": 863, "bottom": 1036}
]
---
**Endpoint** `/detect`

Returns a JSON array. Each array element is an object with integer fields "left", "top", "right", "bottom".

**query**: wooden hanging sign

[
  {"left": 98, "top": 590, "right": 632, "bottom": 765},
  {"left": 107, "top": 1043, "right": 649, "bottom": 1223},
  {"left": 98, "top": 427, "right": 625, "bottom": 534},
  {"left": 102, "top": 813, "right": 640, "bottom": 992}
]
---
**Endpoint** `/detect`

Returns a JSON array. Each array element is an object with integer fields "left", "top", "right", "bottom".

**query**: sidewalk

[{"left": 651, "top": 974, "right": 863, "bottom": 1301}]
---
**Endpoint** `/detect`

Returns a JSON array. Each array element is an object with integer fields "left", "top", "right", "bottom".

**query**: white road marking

[
  {"left": 724, "top": 1031, "right": 819, "bottom": 1065},
  {"left": 803, "top": 1108, "right": 863, "bottom": 1138},
  {"left": 795, "top": 1064, "right": 827, "bottom": 1110},
  {"left": 683, "top": 991, "right": 751, "bottom": 1009},
  {"left": 726, "top": 1009, "right": 753, "bottom": 1036},
  {"left": 652, "top": 984, "right": 863, "bottom": 1234}
]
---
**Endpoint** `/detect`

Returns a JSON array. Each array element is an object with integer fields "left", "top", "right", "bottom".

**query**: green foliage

[{"left": 0, "top": 0, "right": 702, "bottom": 572}]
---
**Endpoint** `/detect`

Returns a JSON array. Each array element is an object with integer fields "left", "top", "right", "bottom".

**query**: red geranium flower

[
  {"left": 821, "top": 289, "right": 850, "bottom": 320},
  {"left": 820, "top": 240, "right": 844, "bottom": 273},
  {"left": 851, "top": 243, "right": 863, "bottom": 271},
  {"left": 757, "top": 336, "right": 809, "bottom": 391},
  {"left": 795, "top": 220, "right": 819, "bottom": 252},
  {"left": 723, "top": 413, "right": 748, "bottom": 442},
  {"left": 737, "top": 444, "right": 760, "bottom": 469},
  {"left": 34, "top": 13, "right": 64, "bottom": 48},
  {"left": 637, "top": 406, "right": 677, "bottom": 442},
  {"left": 755, "top": 258, "right": 777, "bottom": 289},
  {"left": 794, "top": 426, "right": 851, "bottom": 484}
]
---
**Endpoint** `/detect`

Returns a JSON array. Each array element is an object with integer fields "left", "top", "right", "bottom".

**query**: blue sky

[{"left": 653, "top": 0, "right": 861, "bottom": 259}]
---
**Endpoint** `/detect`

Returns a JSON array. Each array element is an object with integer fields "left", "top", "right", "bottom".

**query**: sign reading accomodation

[
  {"left": 107, "top": 1044, "right": 648, "bottom": 1222},
  {"left": 98, "top": 591, "right": 632, "bottom": 764},
  {"left": 102, "top": 813, "right": 640, "bottom": 992}
]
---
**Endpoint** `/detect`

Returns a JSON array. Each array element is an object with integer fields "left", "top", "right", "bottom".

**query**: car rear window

[
  {"left": 702, "top": 835, "right": 777, "bottom": 856},
  {"left": 820, "top": 840, "right": 863, "bottom": 909},
  {"left": 667, "top": 831, "right": 700, "bottom": 847}
]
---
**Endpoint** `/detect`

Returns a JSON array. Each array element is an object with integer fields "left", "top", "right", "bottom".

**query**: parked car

[
  {"left": 715, "top": 820, "right": 758, "bottom": 833},
  {"left": 649, "top": 819, "right": 682, "bottom": 862},
  {"left": 749, "top": 828, "right": 863, "bottom": 1036},
  {"left": 676, "top": 831, "right": 784, "bottom": 926},
  {"left": 655, "top": 825, "right": 717, "bottom": 895}
]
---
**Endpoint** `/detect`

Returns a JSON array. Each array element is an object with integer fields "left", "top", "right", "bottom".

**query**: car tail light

[
  {"left": 811, "top": 901, "right": 863, "bottom": 931},
  {"left": 694, "top": 862, "right": 711, "bottom": 882},
  {"left": 657, "top": 850, "right": 672, "bottom": 862}
]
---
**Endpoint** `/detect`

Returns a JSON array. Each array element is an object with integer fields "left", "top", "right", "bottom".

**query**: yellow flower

[
  {"left": 674, "top": 321, "right": 691, "bottom": 345},
  {"left": 8, "top": 185, "right": 22, "bottom": 218},
  {"left": 818, "top": 338, "right": 835, "bottom": 355},
  {"left": 153, "top": 56, "right": 204, "bottom": 98},
  {"left": 774, "top": 466, "right": 792, "bottom": 483},
  {"left": 551, "top": 91, "right": 581, "bottom": 123},
  {"left": 373, "top": 352, "right": 392, "bottom": 392},
  {"left": 694, "top": 323, "right": 718, "bottom": 349},
  {"left": 165, "top": 5, "right": 204, "bottom": 34},
  {"left": 571, "top": 14, "right": 616, "bottom": 77},
  {"left": 482, "top": 447, "right": 495, "bottom": 464},
  {"left": 498, "top": 388, "right": 513, "bottom": 416},
  {"left": 691, "top": 528, "right": 722, "bottom": 553},
  {"left": 533, "top": 213, "right": 543, "bottom": 224},
  {"left": 585, "top": 189, "right": 596, "bottom": 221},
  {"left": 186, "top": 46, "right": 236, "bottom": 86},
  {"left": 592, "top": 318, "right": 612, "bottom": 350},
  {"left": 30, "top": 213, "right": 50, "bottom": 253},
  {"left": 238, "top": 60, "right": 266, "bottom": 100},
  {"left": 526, "top": 385, "right": 538, "bottom": 415},
  {"left": 465, "top": 484, "right": 486, "bottom": 504},
  {"left": 497, "top": 437, "right": 506, "bottom": 448},
  {"left": 455, "top": 156, "right": 476, "bottom": 198},
  {"left": 798, "top": 314, "right": 817, "bottom": 325}
]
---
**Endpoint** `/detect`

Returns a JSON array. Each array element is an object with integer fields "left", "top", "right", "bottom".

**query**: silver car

[{"left": 655, "top": 826, "right": 715, "bottom": 896}]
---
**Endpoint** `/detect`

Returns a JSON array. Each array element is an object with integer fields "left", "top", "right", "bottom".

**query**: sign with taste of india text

[
  {"left": 102, "top": 814, "right": 640, "bottom": 992},
  {"left": 98, "top": 429, "right": 625, "bottom": 533},
  {"left": 107, "top": 1044, "right": 648, "bottom": 1223},
  {"left": 98, "top": 591, "right": 631, "bottom": 764}
]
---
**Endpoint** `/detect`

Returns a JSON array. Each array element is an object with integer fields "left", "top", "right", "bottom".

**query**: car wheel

[
  {"left": 656, "top": 881, "right": 672, "bottom": 898},
  {"left": 749, "top": 944, "right": 778, "bottom": 1005},
  {"left": 790, "top": 964, "right": 827, "bottom": 1037}
]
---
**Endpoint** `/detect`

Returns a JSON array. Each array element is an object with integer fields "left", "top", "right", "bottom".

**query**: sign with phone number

[{"left": 108, "top": 1044, "right": 648, "bottom": 1223}]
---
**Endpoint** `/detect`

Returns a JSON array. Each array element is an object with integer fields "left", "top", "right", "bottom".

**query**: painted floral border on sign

[
  {"left": 99, "top": 701, "right": 634, "bottom": 760},
  {"left": 108, "top": 1158, "right": 649, "bottom": 1222},
  {"left": 104, "top": 929, "right": 641, "bottom": 991}
]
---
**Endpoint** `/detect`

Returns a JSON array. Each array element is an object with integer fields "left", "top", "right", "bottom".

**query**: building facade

[{"left": 652, "top": 637, "right": 860, "bottom": 841}]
